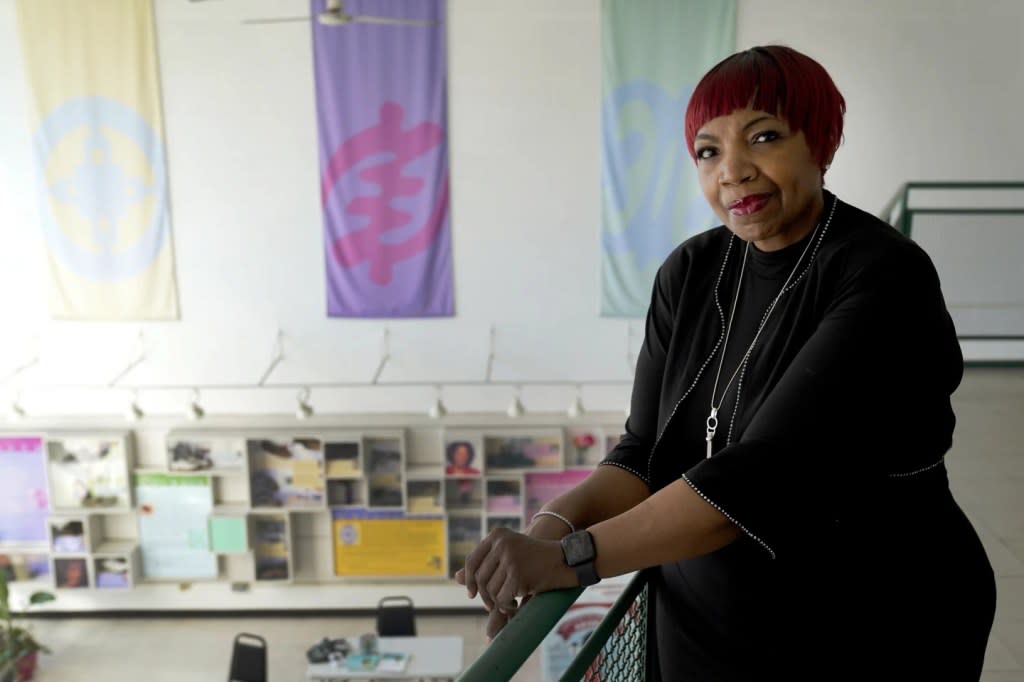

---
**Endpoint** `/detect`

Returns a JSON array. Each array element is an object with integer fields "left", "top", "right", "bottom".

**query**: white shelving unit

[{"left": 0, "top": 417, "right": 625, "bottom": 611}]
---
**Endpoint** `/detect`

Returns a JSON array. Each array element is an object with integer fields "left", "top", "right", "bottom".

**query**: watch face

[{"left": 562, "top": 531, "right": 594, "bottom": 566}]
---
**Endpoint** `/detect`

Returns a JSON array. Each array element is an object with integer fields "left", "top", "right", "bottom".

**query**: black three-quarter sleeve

[
  {"left": 601, "top": 252, "right": 685, "bottom": 488},
  {"left": 681, "top": 237, "right": 962, "bottom": 559}
]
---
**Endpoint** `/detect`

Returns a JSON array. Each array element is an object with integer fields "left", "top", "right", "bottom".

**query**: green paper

[{"left": 208, "top": 517, "right": 247, "bottom": 553}]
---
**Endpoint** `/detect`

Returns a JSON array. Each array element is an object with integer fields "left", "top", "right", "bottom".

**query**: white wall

[
  {"left": 1, "top": 0, "right": 1022, "bottom": 423},
  {"left": 737, "top": 0, "right": 1024, "bottom": 214}
]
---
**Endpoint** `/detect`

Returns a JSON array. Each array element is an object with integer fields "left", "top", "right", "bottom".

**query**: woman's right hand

[
  {"left": 468, "top": 515, "right": 573, "bottom": 641},
  {"left": 483, "top": 594, "right": 529, "bottom": 640},
  {"left": 464, "top": 466, "right": 649, "bottom": 640}
]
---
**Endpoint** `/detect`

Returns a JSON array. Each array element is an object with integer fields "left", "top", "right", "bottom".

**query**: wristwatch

[{"left": 560, "top": 529, "right": 601, "bottom": 587}]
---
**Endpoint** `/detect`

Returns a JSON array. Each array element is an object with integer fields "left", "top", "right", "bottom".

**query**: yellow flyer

[{"left": 333, "top": 510, "right": 444, "bottom": 577}]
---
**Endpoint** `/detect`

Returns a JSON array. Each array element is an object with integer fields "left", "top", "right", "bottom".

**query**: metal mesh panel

[
  {"left": 456, "top": 572, "right": 650, "bottom": 682},
  {"left": 579, "top": 583, "right": 648, "bottom": 682}
]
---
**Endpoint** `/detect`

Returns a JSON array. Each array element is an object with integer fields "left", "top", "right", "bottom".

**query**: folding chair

[
  {"left": 376, "top": 595, "right": 417, "bottom": 636},
  {"left": 228, "top": 632, "right": 267, "bottom": 682}
]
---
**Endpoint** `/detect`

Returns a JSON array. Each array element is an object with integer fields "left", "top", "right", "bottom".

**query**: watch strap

[
  {"left": 571, "top": 558, "right": 601, "bottom": 587},
  {"left": 561, "top": 529, "right": 601, "bottom": 587}
]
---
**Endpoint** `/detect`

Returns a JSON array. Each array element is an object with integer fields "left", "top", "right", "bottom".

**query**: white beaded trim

[
  {"left": 682, "top": 473, "right": 776, "bottom": 560},
  {"left": 645, "top": 235, "right": 738, "bottom": 481},
  {"left": 600, "top": 460, "right": 649, "bottom": 484},
  {"left": 888, "top": 456, "right": 945, "bottom": 478},
  {"left": 724, "top": 194, "right": 837, "bottom": 447},
  {"left": 642, "top": 196, "right": 838, "bottom": 516}
]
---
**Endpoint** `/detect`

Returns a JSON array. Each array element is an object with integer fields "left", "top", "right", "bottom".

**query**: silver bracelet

[{"left": 531, "top": 510, "right": 576, "bottom": 534}]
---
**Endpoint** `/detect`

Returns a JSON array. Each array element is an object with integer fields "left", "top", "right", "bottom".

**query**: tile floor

[{"left": 20, "top": 368, "right": 1024, "bottom": 681}]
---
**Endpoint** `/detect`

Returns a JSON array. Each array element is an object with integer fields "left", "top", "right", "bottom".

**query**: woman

[
  {"left": 446, "top": 440, "right": 480, "bottom": 476},
  {"left": 456, "top": 45, "right": 996, "bottom": 679}
]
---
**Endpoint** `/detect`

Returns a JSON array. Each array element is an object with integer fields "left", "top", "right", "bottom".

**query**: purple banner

[
  {"left": 0, "top": 437, "right": 49, "bottom": 543},
  {"left": 313, "top": 0, "right": 453, "bottom": 318}
]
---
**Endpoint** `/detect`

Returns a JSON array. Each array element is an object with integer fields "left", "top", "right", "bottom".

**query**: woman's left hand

[{"left": 454, "top": 528, "right": 577, "bottom": 613}]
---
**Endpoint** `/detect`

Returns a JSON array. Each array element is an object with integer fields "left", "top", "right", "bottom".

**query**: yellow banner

[
  {"left": 333, "top": 517, "right": 445, "bottom": 577},
  {"left": 15, "top": 0, "right": 179, "bottom": 319}
]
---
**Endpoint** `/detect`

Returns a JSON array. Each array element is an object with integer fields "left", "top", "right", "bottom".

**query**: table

[{"left": 306, "top": 635, "right": 463, "bottom": 681}]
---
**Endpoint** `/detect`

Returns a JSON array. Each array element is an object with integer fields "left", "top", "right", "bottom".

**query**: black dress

[{"left": 602, "top": 191, "right": 996, "bottom": 680}]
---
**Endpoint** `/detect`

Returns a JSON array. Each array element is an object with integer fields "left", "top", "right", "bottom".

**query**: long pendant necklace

[{"left": 704, "top": 197, "right": 837, "bottom": 458}]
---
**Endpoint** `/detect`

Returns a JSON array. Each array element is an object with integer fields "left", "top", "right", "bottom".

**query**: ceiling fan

[{"left": 243, "top": 0, "right": 438, "bottom": 26}]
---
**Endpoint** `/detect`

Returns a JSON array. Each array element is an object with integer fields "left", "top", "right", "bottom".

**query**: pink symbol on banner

[
  {"left": 30, "top": 488, "right": 48, "bottom": 510},
  {"left": 321, "top": 102, "right": 448, "bottom": 286}
]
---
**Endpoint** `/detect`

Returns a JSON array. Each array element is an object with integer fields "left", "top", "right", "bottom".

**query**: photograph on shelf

[
  {"left": 327, "top": 479, "right": 363, "bottom": 507},
  {"left": 251, "top": 515, "right": 290, "bottom": 581},
  {"left": 483, "top": 433, "right": 562, "bottom": 472},
  {"left": 405, "top": 480, "right": 442, "bottom": 514},
  {"left": 446, "top": 515, "right": 482, "bottom": 578},
  {"left": 0, "top": 436, "right": 49, "bottom": 543},
  {"left": 332, "top": 509, "right": 444, "bottom": 577},
  {"left": 46, "top": 436, "right": 131, "bottom": 510},
  {"left": 444, "top": 439, "right": 481, "bottom": 476},
  {"left": 487, "top": 517, "right": 522, "bottom": 533},
  {"left": 49, "top": 519, "right": 87, "bottom": 553},
  {"left": 0, "top": 554, "right": 50, "bottom": 582},
  {"left": 167, "top": 436, "right": 245, "bottom": 472},
  {"left": 324, "top": 441, "right": 361, "bottom": 478},
  {"left": 365, "top": 437, "right": 402, "bottom": 474},
  {"left": 54, "top": 557, "right": 88, "bottom": 589},
  {"left": 247, "top": 438, "right": 325, "bottom": 508},
  {"left": 93, "top": 556, "right": 131, "bottom": 588},
  {"left": 136, "top": 473, "right": 217, "bottom": 580},
  {"left": 525, "top": 470, "right": 592, "bottom": 521},
  {"left": 566, "top": 428, "right": 603, "bottom": 467},
  {"left": 444, "top": 478, "right": 482, "bottom": 511},
  {"left": 485, "top": 478, "right": 523, "bottom": 515},
  {"left": 367, "top": 474, "right": 403, "bottom": 508}
]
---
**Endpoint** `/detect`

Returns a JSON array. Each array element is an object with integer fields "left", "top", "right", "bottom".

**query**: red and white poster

[{"left": 540, "top": 573, "right": 635, "bottom": 681}]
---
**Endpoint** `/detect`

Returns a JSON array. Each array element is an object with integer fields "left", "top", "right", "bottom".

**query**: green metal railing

[
  {"left": 881, "top": 181, "right": 1024, "bottom": 367},
  {"left": 458, "top": 570, "right": 653, "bottom": 682},
  {"left": 880, "top": 181, "right": 1024, "bottom": 238}
]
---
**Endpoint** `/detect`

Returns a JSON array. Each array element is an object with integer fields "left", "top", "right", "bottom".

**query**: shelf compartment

[
  {"left": 405, "top": 479, "right": 443, "bottom": 515},
  {"left": 247, "top": 437, "right": 325, "bottom": 510},
  {"left": 324, "top": 441, "right": 361, "bottom": 478},
  {"left": 250, "top": 513, "right": 292, "bottom": 583},
  {"left": 46, "top": 434, "right": 134, "bottom": 512}
]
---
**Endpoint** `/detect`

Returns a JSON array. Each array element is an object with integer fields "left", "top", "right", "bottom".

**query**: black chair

[
  {"left": 228, "top": 632, "right": 267, "bottom": 682},
  {"left": 376, "top": 595, "right": 417, "bottom": 636}
]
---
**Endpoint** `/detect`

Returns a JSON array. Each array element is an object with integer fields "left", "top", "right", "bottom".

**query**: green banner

[{"left": 601, "top": 0, "right": 736, "bottom": 316}]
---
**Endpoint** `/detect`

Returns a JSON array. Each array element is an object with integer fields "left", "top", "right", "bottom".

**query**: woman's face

[
  {"left": 452, "top": 445, "right": 471, "bottom": 468},
  {"left": 694, "top": 107, "right": 825, "bottom": 251},
  {"left": 65, "top": 560, "right": 84, "bottom": 585}
]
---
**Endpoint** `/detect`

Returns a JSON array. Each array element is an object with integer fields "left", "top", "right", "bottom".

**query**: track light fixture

[
  {"left": 125, "top": 390, "right": 144, "bottom": 422},
  {"left": 428, "top": 385, "right": 447, "bottom": 419},
  {"left": 506, "top": 386, "right": 525, "bottom": 418},
  {"left": 567, "top": 385, "right": 585, "bottom": 418},
  {"left": 295, "top": 387, "right": 314, "bottom": 420},
  {"left": 6, "top": 397, "right": 25, "bottom": 423},
  {"left": 185, "top": 388, "right": 205, "bottom": 421}
]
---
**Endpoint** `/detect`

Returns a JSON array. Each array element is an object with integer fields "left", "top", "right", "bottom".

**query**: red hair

[{"left": 684, "top": 45, "right": 846, "bottom": 171}]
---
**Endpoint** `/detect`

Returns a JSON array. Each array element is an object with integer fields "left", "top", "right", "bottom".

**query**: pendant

[{"left": 705, "top": 408, "right": 718, "bottom": 459}]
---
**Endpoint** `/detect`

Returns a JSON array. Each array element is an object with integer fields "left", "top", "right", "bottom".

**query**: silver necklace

[{"left": 705, "top": 197, "right": 836, "bottom": 459}]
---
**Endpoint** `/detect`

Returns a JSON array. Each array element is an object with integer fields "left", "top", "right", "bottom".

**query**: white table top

[{"left": 306, "top": 635, "right": 463, "bottom": 680}]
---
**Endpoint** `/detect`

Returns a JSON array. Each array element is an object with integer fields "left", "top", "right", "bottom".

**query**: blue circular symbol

[
  {"left": 340, "top": 524, "right": 359, "bottom": 545},
  {"left": 34, "top": 97, "right": 169, "bottom": 280},
  {"left": 601, "top": 81, "right": 716, "bottom": 270}
]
